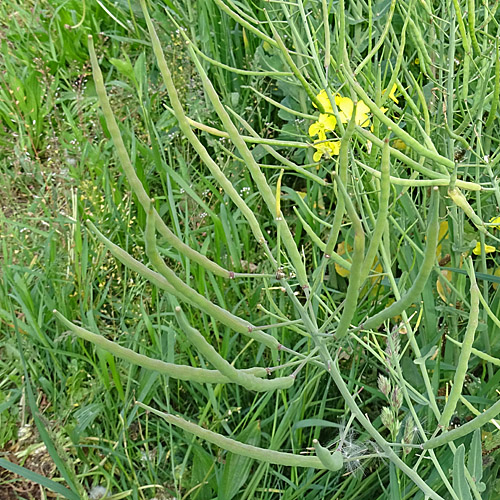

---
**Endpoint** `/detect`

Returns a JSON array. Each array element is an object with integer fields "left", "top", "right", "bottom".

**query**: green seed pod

[{"left": 313, "top": 439, "right": 344, "bottom": 471}]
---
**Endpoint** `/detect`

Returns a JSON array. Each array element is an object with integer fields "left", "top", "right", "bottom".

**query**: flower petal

[
  {"left": 473, "top": 242, "right": 496, "bottom": 255},
  {"left": 328, "top": 140, "right": 341, "bottom": 156},
  {"left": 357, "top": 113, "right": 370, "bottom": 128},
  {"left": 308, "top": 121, "right": 322, "bottom": 138},
  {"left": 313, "top": 149, "right": 323, "bottom": 162},
  {"left": 318, "top": 113, "right": 337, "bottom": 131},
  {"left": 313, "top": 89, "right": 333, "bottom": 112},
  {"left": 388, "top": 83, "right": 399, "bottom": 104},
  {"left": 357, "top": 100, "right": 371, "bottom": 115},
  {"left": 337, "top": 96, "right": 353, "bottom": 123}
]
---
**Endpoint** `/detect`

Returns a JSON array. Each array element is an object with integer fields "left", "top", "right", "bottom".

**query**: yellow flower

[
  {"left": 313, "top": 90, "right": 371, "bottom": 126},
  {"left": 312, "top": 140, "right": 341, "bottom": 161},
  {"left": 383, "top": 83, "right": 399, "bottom": 104},
  {"left": 313, "top": 89, "right": 334, "bottom": 113},
  {"left": 336, "top": 96, "right": 371, "bottom": 127},
  {"left": 308, "top": 113, "right": 337, "bottom": 138},
  {"left": 489, "top": 216, "right": 500, "bottom": 226},
  {"left": 472, "top": 242, "right": 496, "bottom": 255}
]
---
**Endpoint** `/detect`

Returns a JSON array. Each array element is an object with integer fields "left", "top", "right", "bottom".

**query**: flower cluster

[
  {"left": 309, "top": 86, "right": 398, "bottom": 162},
  {"left": 309, "top": 90, "right": 372, "bottom": 161}
]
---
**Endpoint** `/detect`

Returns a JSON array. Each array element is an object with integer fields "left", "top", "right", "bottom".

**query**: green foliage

[{"left": 2, "top": 0, "right": 500, "bottom": 499}]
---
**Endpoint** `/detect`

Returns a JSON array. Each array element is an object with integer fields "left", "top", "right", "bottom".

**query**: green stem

[
  {"left": 354, "top": 0, "right": 397, "bottom": 75},
  {"left": 446, "top": 336, "right": 500, "bottom": 366},
  {"left": 241, "top": 85, "right": 317, "bottom": 120},
  {"left": 354, "top": 159, "right": 477, "bottom": 189},
  {"left": 424, "top": 397, "right": 500, "bottom": 449},
  {"left": 192, "top": 43, "right": 293, "bottom": 77},
  {"left": 213, "top": 0, "right": 277, "bottom": 48},
  {"left": 265, "top": 10, "right": 326, "bottom": 113}
]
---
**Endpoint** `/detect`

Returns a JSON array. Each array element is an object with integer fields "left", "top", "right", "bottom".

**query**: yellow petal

[
  {"left": 313, "top": 89, "right": 333, "bottom": 112},
  {"left": 472, "top": 241, "right": 496, "bottom": 255},
  {"left": 318, "top": 113, "right": 337, "bottom": 132},
  {"left": 328, "top": 140, "right": 341, "bottom": 155},
  {"left": 309, "top": 121, "right": 322, "bottom": 138},
  {"left": 337, "top": 96, "right": 353, "bottom": 123},
  {"left": 489, "top": 216, "right": 500, "bottom": 225},
  {"left": 388, "top": 84, "right": 399, "bottom": 104},
  {"left": 313, "top": 149, "right": 323, "bottom": 162},
  {"left": 356, "top": 100, "right": 371, "bottom": 115},
  {"left": 357, "top": 113, "right": 370, "bottom": 128}
]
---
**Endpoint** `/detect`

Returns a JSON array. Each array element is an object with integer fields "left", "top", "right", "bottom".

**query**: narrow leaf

[
  {"left": 468, "top": 429, "right": 483, "bottom": 482},
  {"left": 0, "top": 458, "right": 79, "bottom": 500},
  {"left": 218, "top": 421, "right": 261, "bottom": 500},
  {"left": 453, "top": 444, "right": 472, "bottom": 500}
]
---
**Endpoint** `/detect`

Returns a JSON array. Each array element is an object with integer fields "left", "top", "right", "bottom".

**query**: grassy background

[{"left": 1, "top": 0, "right": 500, "bottom": 499}]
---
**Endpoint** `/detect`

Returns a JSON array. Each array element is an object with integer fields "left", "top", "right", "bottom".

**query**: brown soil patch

[{"left": 1, "top": 437, "right": 56, "bottom": 500}]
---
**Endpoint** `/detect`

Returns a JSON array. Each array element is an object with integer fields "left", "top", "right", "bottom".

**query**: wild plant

[{"left": 54, "top": 0, "right": 500, "bottom": 498}]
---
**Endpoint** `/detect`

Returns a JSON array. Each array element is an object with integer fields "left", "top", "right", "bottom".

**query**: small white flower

[{"left": 89, "top": 485, "right": 108, "bottom": 500}]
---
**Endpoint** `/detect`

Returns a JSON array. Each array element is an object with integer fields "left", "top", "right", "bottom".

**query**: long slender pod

[
  {"left": 174, "top": 306, "right": 294, "bottom": 391},
  {"left": 139, "top": 1, "right": 276, "bottom": 265},
  {"left": 360, "top": 177, "right": 440, "bottom": 330},
  {"left": 359, "top": 139, "right": 391, "bottom": 285},
  {"left": 87, "top": 36, "right": 230, "bottom": 278},
  {"left": 144, "top": 206, "right": 280, "bottom": 349},
  {"left": 54, "top": 311, "right": 267, "bottom": 384},
  {"left": 333, "top": 174, "right": 365, "bottom": 341},
  {"left": 88, "top": 220, "right": 277, "bottom": 349},
  {"left": 137, "top": 402, "right": 330, "bottom": 468},
  {"left": 439, "top": 259, "right": 480, "bottom": 427}
]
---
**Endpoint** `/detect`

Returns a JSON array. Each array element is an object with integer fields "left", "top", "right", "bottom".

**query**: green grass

[{"left": 1, "top": 0, "right": 500, "bottom": 499}]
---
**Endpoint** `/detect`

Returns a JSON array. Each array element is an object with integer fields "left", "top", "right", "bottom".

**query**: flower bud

[
  {"left": 378, "top": 374, "right": 391, "bottom": 398},
  {"left": 381, "top": 407, "right": 393, "bottom": 430},
  {"left": 391, "top": 386, "right": 403, "bottom": 411}
]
